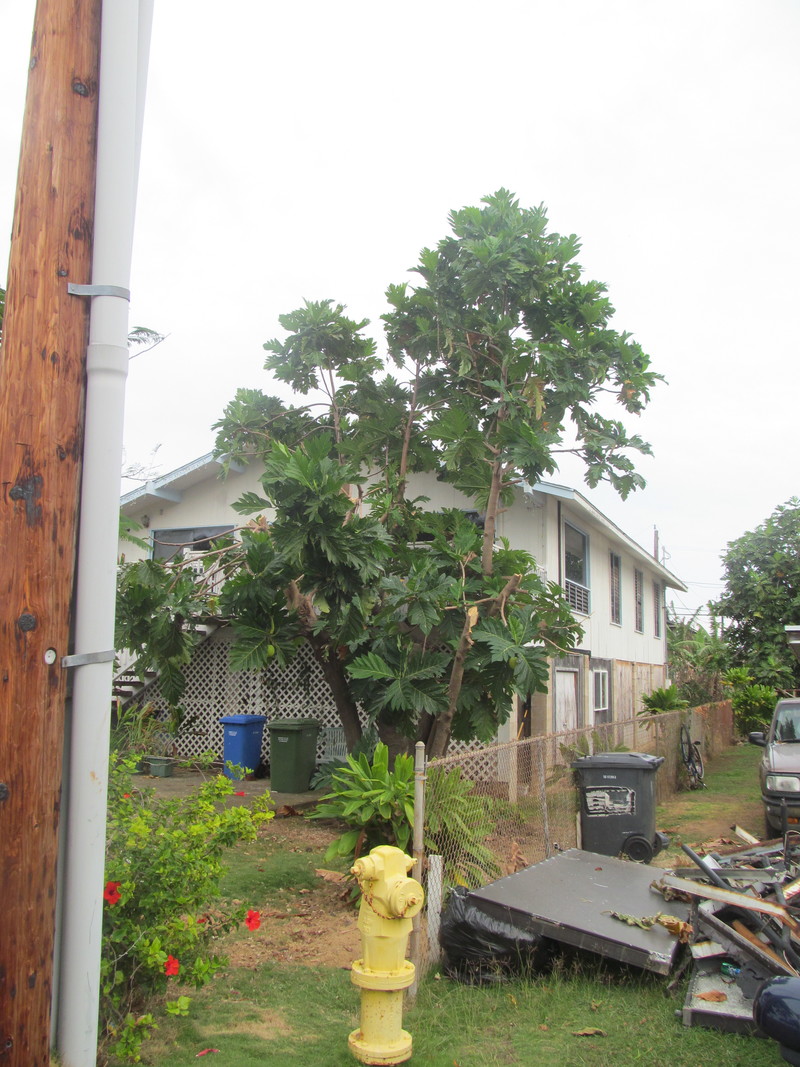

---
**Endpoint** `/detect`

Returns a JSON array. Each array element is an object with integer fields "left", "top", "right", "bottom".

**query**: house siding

[{"left": 120, "top": 463, "right": 267, "bottom": 564}]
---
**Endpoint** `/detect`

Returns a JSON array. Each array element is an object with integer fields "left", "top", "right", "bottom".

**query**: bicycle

[{"left": 679, "top": 723, "right": 705, "bottom": 788}]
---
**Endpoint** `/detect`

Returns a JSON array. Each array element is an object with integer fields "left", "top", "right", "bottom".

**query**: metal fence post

[
  {"left": 535, "top": 740, "right": 551, "bottom": 857},
  {"left": 409, "top": 741, "right": 426, "bottom": 995},
  {"left": 427, "top": 854, "right": 444, "bottom": 963}
]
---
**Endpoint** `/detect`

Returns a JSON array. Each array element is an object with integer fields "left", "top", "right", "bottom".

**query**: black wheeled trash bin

[
  {"left": 571, "top": 751, "right": 669, "bottom": 863},
  {"left": 267, "top": 718, "right": 321, "bottom": 793},
  {"left": 219, "top": 714, "right": 267, "bottom": 779}
]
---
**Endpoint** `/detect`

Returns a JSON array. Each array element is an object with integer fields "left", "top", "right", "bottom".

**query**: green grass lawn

[
  {"left": 141, "top": 960, "right": 778, "bottom": 1067},
  {"left": 655, "top": 740, "right": 766, "bottom": 866},
  {"left": 129, "top": 740, "right": 782, "bottom": 1067}
]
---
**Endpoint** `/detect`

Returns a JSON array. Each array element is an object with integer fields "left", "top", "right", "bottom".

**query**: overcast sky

[{"left": 2, "top": 0, "right": 799, "bottom": 623}]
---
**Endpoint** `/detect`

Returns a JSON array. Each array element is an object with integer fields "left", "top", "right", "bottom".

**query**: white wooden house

[{"left": 119, "top": 454, "right": 686, "bottom": 751}]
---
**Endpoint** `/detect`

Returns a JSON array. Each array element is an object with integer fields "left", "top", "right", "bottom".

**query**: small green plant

[
  {"left": 554, "top": 730, "right": 628, "bottom": 777},
  {"left": 109, "top": 702, "right": 199, "bottom": 762},
  {"left": 110, "top": 702, "right": 163, "bottom": 760},
  {"left": 425, "top": 765, "right": 501, "bottom": 888},
  {"left": 101, "top": 755, "right": 274, "bottom": 1061},
  {"left": 731, "top": 682, "right": 777, "bottom": 736},
  {"left": 558, "top": 732, "right": 593, "bottom": 764},
  {"left": 308, "top": 726, "right": 379, "bottom": 792},
  {"left": 310, "top": 742, "right": 501, "bottom": 890},
  {"left": 639, "top": 684, "right": 689, "bottom": 714},
  {"left": 310, "top": 743, "right": 414, "bottom": 863},
  {"left": 105, "top": 1012, "right": 156, "bottom": 1062}
]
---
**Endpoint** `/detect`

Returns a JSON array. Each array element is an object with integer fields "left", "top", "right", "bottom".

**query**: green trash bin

[{"left": 268, "top": 718, "right": 320, "bottom": 792}]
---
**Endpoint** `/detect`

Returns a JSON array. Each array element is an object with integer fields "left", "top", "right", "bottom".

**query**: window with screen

[
  {"left": 610, "top": 552, "right": 621, "bottom": 625},
  {"left": 634, "top": 569, "right": 644, "bottom": 633}
]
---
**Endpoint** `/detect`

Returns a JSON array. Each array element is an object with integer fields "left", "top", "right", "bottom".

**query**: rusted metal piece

[
  {"left": 783, "top": 877, "right": 800, "bottom": 904},
  {"left": 673, "top": 867, "right": 783, "bottom": 884},
  {"left": 695, "top": 902, "right": 794, "bottom": 975},
  {"left": 660, "top": 875, "right": 800, "bottom": 931}
]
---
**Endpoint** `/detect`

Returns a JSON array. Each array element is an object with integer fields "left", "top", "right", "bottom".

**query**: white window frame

[
  {"left": 564, "top": 521, "right": 590, "bottom": 614},
  {"left": 593, "top": 669, "right": 609, "bottom": 713}
]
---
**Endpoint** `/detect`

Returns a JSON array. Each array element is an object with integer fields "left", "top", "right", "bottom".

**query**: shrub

[
  {"left": 102, "top": 756, "right": 274, "bottom": 1061},
  {"left": 109, "top": 702, "right": 163, "bottom": 760},
  {"left": 557, "top": 730, "right": 629, "bottom": 766},
  {"left": 722, "top": 668, "right": 776, "bottom": 735},
  {"left": 424, "top": 765, "right": 501, "bottom": 888},
  {"left": 722, "top": 666, "right": 753, "bottom": 689},
  {"left": 309, "top": 726, "right": 379, "bottom": 792},
  {"left": 310, "top": 743, "right": 414, "bottom": 864},
  {"left": 639, "top": 684, "right": 689, "bottom": 714},
  {"left": 310, "top": 742, "right": 500, "bottom": 889},
  {"left": 731, "top": 683, "right": 777, "bottom": 736}
]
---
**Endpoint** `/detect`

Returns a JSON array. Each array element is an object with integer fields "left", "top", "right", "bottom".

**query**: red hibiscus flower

[
  {"left": 164, "top": 954, "right": 180, "bottom": 977},
  {"left": 245, "top": 909, "right": 261, "bottom": 931},
  {"left": 103, "top": 881, "right": 122, "bottom": 906}
]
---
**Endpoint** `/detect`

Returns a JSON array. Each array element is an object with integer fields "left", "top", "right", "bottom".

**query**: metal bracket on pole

[
  {"left": 67, "top": 282, "right": 131, "bottom": 301},
  {"left": 61, "top": 650, "right": 116, "bottom": 668}
]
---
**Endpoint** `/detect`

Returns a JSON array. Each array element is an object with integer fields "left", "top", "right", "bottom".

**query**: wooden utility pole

[{"left": 0, "top": 2, "right": 101, "bottom": 1063}]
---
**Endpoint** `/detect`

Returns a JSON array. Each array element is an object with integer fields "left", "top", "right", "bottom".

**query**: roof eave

[{"left": 524, "top": 480, "right": 688, "bottom": 592}]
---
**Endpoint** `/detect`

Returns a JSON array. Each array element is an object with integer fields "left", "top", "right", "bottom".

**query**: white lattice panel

[{"left": 142, "top": 627, "right": 362, "bottom": 765}]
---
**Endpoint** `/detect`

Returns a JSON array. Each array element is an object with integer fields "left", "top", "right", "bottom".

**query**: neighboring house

[{"left": 118, "top": 454, "right": 686, "bottom": 752}]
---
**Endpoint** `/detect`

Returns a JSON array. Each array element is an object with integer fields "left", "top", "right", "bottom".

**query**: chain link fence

[{"left": 411, "top": 700, "right": 734, "bottom": 980}]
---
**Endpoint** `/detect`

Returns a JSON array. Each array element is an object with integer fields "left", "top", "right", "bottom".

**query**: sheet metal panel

[
  {"left": 682, "top": 961, "right": 761, "bottom": 1035},
  {"left": 469, "top": 848, "right": 689, "bottom": 974}
]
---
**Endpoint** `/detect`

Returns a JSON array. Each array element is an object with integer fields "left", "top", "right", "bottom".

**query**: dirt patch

[
  {"left": 226, "top": 813, "right": 360, "bottom": 970},
  {"left": 263, "top": 812, "right": 344, "bottom": 854},
  {"left": 226, "top": 888, "right": 359, "bottom": 970},
  {"left": 220, "top": 745, "right": 766, "bottom": 971}
]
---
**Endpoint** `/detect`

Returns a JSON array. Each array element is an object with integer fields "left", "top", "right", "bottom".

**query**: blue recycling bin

[{"left": 219, "top": 714, "right": 267, "bottom": 779}]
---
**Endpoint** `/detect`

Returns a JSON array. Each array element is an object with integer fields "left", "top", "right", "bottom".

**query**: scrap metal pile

[
  {"left": 439, "top": 830, "right": 800, "bottom": 1038},
  {"left": 660, "top": 827, "right": 800, "bottom": 1034}
]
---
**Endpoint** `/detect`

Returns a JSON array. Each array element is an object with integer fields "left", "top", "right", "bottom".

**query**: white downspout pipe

[{"left": 55, "top": 3, "right": 152, "bottom": 1064}]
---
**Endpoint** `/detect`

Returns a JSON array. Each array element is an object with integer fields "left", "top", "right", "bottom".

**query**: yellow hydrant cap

[{"left": 388, "top": 879, "right": 424, "bottom": 919}]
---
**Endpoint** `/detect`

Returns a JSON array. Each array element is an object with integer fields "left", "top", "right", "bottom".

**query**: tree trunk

[
  {"left": 431, "top": 456, "right": 511, "bottom": 757},
  {"left": 395, "top": 363, "right": 421, "bottom": 506},
  {"left": 426, "top": 607, "right": 477, "bottom": 759},
  {"left": 0, "top": 2, "right": 100, "bottom": 1063},
  {"left": 307, "top": 635, "right": 363, "bottom": 751},
  {"left": 481, "top": 460, "right": 505, "bottom": 574},
  {"left": 414, "top": 711, "right": 435, "bottom": 748},
  {"left": 376, "top": 719, "right": 413, "bottom": 762}
]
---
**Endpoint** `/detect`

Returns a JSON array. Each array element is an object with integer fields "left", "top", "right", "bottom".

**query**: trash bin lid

[
  {"left": 571, "top": 751, "right": 664, "bottom": 771},
  {"left": 268, "top": 718, "right": 321, "bottom": 731},
  {"left": 219, "top": 714, "right": 267, "bottom": 725}
]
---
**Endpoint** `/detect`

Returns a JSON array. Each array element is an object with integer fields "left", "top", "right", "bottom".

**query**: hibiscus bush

[{"left": 102, "top": 756, "right": 273, "bottom": 1061}]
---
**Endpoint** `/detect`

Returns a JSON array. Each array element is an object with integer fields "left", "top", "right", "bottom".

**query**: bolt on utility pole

[{"left": 0, "top": 1, "right": 101, "bottom": 1064}]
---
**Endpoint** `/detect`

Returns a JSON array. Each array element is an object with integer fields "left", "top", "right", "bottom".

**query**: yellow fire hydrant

[{"left": 349, "top": 845, "right": 424, "bottom": 1065}]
